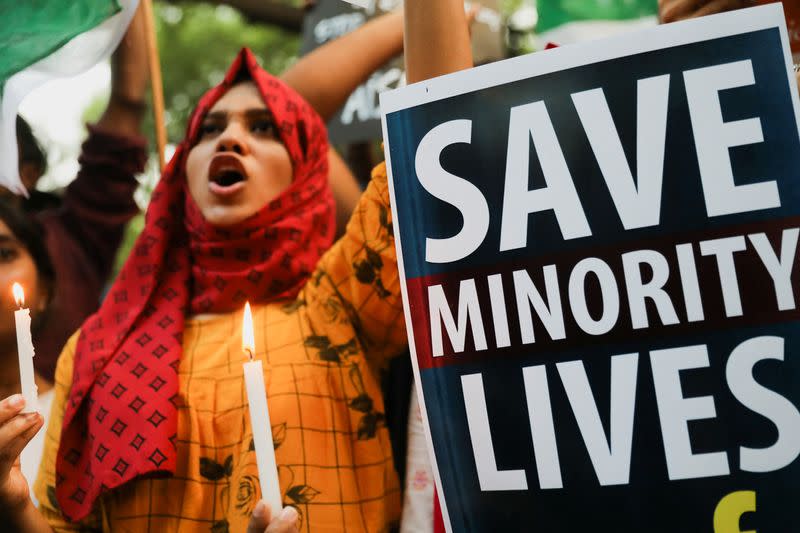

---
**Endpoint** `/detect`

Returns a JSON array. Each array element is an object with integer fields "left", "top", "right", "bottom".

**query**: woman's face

[
  {"left": 185, "top": 81, "right": 294, "bottom": 227},
  {"left": 0, "top": 219, "right": 46, "bottom": 344}
]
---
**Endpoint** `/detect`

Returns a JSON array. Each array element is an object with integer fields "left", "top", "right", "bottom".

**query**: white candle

[
  {"left": 12, "top": 283, "right": 37, "bottom": 413},
  {"left": 242, "top": 302, "right": 282, "bottom": 514}
]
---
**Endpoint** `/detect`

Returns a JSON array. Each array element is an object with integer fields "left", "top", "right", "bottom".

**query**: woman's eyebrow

[
  {"left": 204, "top": 109, "right": 272, "bottom": 121},
  {"left": 203, "top": 111, "right": 228, "bottom": 122},
  {"left": 245, "top": 108, "right": 273, "bottom": 118},
  {"left": 0, "top": 234, "right": 18, "bottom": 244}
]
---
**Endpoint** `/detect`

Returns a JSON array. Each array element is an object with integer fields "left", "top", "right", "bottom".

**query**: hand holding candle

[
  {"left": 12, "top": 283, "right": 37, "bottom": 414},
  {"left": 242, "top": 302, "right": 283, "bottom": 514}
]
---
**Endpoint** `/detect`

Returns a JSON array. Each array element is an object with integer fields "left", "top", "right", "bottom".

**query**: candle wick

[{"left": 245, "top": 348, "right": 254, "bottom": 362}]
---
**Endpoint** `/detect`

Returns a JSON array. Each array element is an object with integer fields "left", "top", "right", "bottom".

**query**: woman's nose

[{"left": 216, "top": 123, "right": 249, "bottom": 155}]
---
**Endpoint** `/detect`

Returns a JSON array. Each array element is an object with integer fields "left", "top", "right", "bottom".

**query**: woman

[
  {"left": 0, "top": 1, "right": 473, "bottom": 532},
  {"left": 0, "top": 201, "right": 55, "bottom": 506}
]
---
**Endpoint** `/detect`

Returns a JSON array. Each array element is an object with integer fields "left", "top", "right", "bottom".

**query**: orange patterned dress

[{"left": 34, "top": 163, "right": 408, "bottom": 532}]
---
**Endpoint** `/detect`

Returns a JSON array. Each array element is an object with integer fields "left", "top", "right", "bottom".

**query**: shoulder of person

[{"left": 53, "top": 330, "right": 81, "bottom": 386}]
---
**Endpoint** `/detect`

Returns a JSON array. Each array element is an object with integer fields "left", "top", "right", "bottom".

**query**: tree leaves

[
  {"left": 286, "top": 484, "right": 320, "bottom": 504},
  {"left": 200, "top": 455, "right": 233, "bottom": 481}
]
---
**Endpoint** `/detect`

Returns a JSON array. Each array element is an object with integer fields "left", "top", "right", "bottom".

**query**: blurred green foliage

[
  {"left": 503, "top": 0, "right": 528, "bottom": 14},
  {"left": 147, "top": 1, "right": 300, "bottom": 145}
]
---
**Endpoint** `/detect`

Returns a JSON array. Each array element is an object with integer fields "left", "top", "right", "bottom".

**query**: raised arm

[
  {"left": 96, "top": 3, "right": 149, "bottom": 137},
  {"left": 404, "top": 0, "right": 473, "bottom": 84},
  {"left": 299, "top": 0, "right": 477, "bottom": 374},
  {"left": 281, "top": 10, "right": 404, "bottom": 121},
  {"left": 50, "top": 1, "right": 148, "bottom": 281},
  {"left": 30, "top": 3, "right": 150, "bottom": 384}
]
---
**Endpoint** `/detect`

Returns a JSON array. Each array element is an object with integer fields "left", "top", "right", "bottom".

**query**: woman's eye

[
  {"left": 251, "top": 120, "right": 276, "bottom": 136},
  {"left": 0, "top": 247, "right": 18, "bottom": 262},
  {"left": 200, "top": 123, "right": 222, "bottom": 136}
]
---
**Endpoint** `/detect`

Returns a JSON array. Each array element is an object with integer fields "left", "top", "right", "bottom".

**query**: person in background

[
  {"left": 9, "top": 117, "right": 60, "bottom": 214},
  {"left": 1, "top": 6, "right": 151, "bottom": 384},
  {"left": 0, "top": 201, "right": 55, "bottom": 507}
]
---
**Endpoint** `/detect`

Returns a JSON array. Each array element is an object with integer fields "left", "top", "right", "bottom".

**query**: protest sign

[
  {"left": 381, "top": 4, "right": 800, "bottom": 531},
  {"left": 301, "top": 0, "right": 505, "bottom": 144}
]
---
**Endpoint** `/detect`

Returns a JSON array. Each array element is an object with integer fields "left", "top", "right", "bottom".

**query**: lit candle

[
  {"left": 12, "top": 283, "right": 37, "bottom": 413},
  {"left": 242, "top": 302, "right": 282, "bottom": 514}
]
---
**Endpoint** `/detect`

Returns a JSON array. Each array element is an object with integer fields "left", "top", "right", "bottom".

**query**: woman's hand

[
  {"left": 246, "top": 501, "right": 300, "bottom": 533},
  {"left": 658, "top": 0, "right": 756, "bottom": 24},
  {"left": 0, "top": 395, "right": 42, "bottom": 513}
]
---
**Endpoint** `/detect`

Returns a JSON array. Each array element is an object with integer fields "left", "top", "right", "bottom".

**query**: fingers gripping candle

[
  {"left": 242, "top": 302, "right": 283, "bottom": 514},
  {"left": 13, "top": 283, "right": 37, "bottom": 413}
]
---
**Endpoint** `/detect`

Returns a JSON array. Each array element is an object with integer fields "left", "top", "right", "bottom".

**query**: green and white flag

[
  {"left": 536, "top": 0, "right": 658, "bottom": 48},
  {"left": 0, "top": 0, "right": 139, "bottom": 195}
]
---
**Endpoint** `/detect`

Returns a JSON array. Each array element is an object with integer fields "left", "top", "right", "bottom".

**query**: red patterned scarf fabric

[{"left": 56, "top": 48, "right": 334, "bottom": 521}]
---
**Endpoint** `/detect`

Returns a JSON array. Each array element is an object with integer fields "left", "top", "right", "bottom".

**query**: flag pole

[{"left": 141, "top": 0, "right": 167, "bottom": 172}]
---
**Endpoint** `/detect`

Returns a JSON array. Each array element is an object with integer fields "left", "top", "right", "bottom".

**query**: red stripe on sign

[{"left": 408, "top": 216, "right": 800, "bottom": 371}]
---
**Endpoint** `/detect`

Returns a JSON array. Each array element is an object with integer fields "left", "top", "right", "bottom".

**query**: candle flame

[
  {"left": 243, "top": 301, "right": 255, "bottom": 360},
  {"left": 12, "top": 283, "right": 24, "bottom": 307}
]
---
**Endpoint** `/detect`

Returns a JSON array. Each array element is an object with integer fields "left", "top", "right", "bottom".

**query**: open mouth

[
  {"left": 211, "top": 170, "right": 246, "bottom": 187},
  {"left": 208, "top": 154, "right": 247, "bottom": 196}
]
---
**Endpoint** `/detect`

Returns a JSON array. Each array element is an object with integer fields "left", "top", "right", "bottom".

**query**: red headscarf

[{"left": 56, "top": 49, "right": 335, "bottom": 521}]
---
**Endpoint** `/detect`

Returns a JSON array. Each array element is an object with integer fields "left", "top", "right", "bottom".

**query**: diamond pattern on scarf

[{"left": 56, "top": 48, "right": 334, "bottom": 521}]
